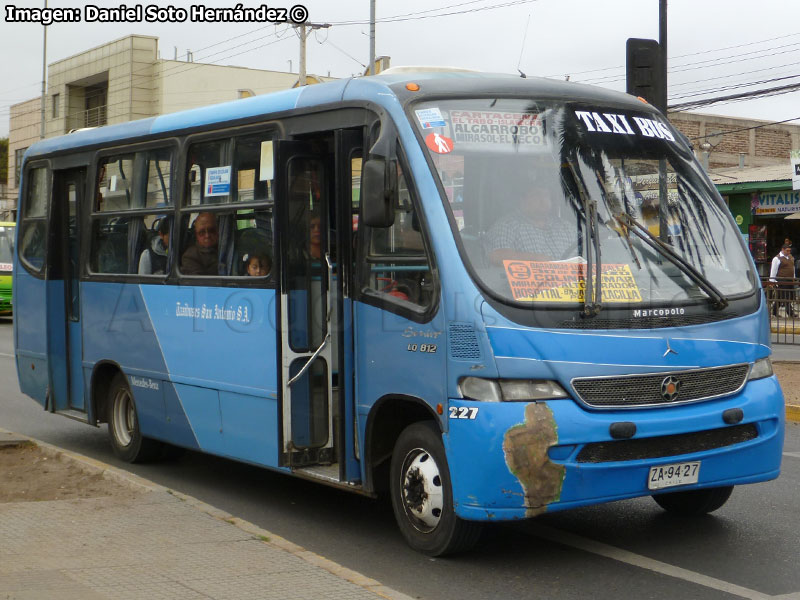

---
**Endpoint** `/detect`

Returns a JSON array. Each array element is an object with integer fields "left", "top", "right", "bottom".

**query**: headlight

[
  {"left": 748, "top": 357, "right": 773, "bottom": 381},
  {"left": 459, "top": 377, "right": 569, "bottom": 402}
]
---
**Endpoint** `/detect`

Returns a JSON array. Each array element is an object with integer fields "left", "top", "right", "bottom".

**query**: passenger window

[
  {"left": 25, "top": 167, "right": 48, "bottom": 218},
  {"left": 90, "top": 148, "right": 174, "bottom": 276},
  {"left": 235, "top": 136, "right": 275, "bottom": 204},
  {"left": 97, "top": 156, "right": 134, "bottom": 211},
  {"left": 178, "top": 209, "right": 273, "bottom": 279},
  {"left": 361, "top": 161, "right": 434, "bottom": 309},
  {"left": 185, "top": 135, "right": 275, "bottom": 206},
  {"left": 97, "top": 149, "right": 173, "bottom": 211},
  {"left": 186, "top": 140, "right": 231, "bottom": 205},
  {"left": 20, "top": 167, "right": 49, "bottom": 272},
  {"left": 91, "top": 213, "right": 173, "bottom": 275},
  {"left": 144, "top": 148, "right": 173, "bottom": 207}
]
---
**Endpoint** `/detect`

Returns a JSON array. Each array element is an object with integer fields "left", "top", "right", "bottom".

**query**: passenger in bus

[
  {"left": 244, "top": 253, "right": 271, "bottom": 277},
  {"left": 181, "top": 212, "right": 219, "bottom": 275},
  {"left": 486, "top": 180, "right": 576, "bottom": 264},
  {"left": 309, "top": 215, "right": 322, "bottom": 260},
  {"left": 138, "top": 216, "right": 171, "bottom": 275}
]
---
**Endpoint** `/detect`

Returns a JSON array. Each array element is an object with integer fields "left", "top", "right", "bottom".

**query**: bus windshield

[{"left": 413, "top": 98, "right": 756, "bottom": 309}]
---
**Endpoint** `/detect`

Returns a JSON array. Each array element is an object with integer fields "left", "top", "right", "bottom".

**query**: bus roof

[{"left": 23, "top": 71, "right": 653, "bottom": 161}]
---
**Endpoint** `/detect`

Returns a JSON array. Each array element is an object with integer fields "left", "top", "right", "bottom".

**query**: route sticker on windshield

[
  {"left": 502, "top": 261, "right": 642, "bottom": 303},
  {"left": 415, "top": 107, "right": 446, "bottom": 129},
  {"left": 425, "top": 132, "right": 454, "bottom": 154}
]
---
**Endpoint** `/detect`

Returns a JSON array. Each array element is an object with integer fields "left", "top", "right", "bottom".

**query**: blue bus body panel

[
  {"left": 14, "top": 269, "right": 49, "bottom": 405},
  {"left": 354, "top": 301, "right": 447, "bottom": 427},
  {"left": 26, "top": 119, "right": 157, "bottom": 158},
  {"left": 80, "top": 282, "right": 281, "bottom": 467}
]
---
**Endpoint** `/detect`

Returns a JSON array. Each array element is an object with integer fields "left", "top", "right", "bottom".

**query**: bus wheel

[
  {"left": 107, "top": 372, "right": 162, "bottom": 463},
  {"left": 390, "top": 421, "right": 483, "bottom": 556},
  {"left": 652, "top": 485, "right": 734, "bottom": 516}
]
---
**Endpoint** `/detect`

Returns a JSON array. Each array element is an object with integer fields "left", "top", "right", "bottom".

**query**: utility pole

[
  {"left": 369, "top": 0, "right": 376, "bottom": 76},
  {"left": 292, "top": 22, "right": 330, "bottom": 86},
  {"left": 40, "top": 0, "right": 47, "bottom": 139}
]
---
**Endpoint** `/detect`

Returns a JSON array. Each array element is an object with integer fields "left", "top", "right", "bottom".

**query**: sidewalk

[
  {"left": 772, "top": 344, "right": 800, "bottom": 423},
  {"left": 0, "top": 430, "right": 412, "bottom": 600}
]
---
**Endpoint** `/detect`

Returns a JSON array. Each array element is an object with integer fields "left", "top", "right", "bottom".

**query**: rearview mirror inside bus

[{"left": 362, "top": 159, "right": 396, "bottom": 228}]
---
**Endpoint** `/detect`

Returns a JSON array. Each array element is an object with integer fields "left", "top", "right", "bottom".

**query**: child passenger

[{"left": 244, "top": 253, "right": 271, "bottom": 277}]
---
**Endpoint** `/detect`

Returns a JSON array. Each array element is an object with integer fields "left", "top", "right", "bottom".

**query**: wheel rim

[
  {"left": 112, "top": 388, "right": 135, "bottom": 448},
  {"left": 400, "top": 447, "right": 444, "bottom": 533}
]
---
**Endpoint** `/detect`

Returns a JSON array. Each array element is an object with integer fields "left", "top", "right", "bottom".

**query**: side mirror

[{"left": 362, "top": 159, "right": 396, "bottom": 228}]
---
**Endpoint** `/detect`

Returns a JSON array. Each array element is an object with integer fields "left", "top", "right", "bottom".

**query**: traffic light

[{"left": 626, "top": 38, "right": 666, "bottom": 112}]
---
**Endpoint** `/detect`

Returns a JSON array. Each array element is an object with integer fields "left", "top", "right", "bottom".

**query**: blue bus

[{"left": 14, "top": 71, "right": 784, "bottom": 555}]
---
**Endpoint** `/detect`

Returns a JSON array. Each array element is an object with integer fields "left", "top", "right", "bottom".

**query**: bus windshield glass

[{"left": 413, "top": 98, "right": 756, "bottom": 309}]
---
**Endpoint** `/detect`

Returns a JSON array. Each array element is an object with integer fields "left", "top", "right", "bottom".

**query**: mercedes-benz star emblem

[
  {"left": 663, "top": 339, "right": 678, "bottom": 357},
  {"left": 661, "top": 376, "right": 682, "bottom": 402}
]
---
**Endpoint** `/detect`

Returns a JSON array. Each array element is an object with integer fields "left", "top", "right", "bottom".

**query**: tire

[
  {"left": 390, "top": 421, "right": 483, "bottom": 556},
  {"left": 652, "top": 485, "right": 734, "bottom": 516},
  {"left": 106, "top": 372, "right": 163, "bottom": 463}
]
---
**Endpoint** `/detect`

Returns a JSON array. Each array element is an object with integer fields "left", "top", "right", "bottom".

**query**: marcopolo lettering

[{"left": 632, "top": 308, "right": 686, "bottom": 318}]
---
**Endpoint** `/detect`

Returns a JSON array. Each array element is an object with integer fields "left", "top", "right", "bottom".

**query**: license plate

[{"left": 647, "top": 461, "right": 700, "bottom": 490}]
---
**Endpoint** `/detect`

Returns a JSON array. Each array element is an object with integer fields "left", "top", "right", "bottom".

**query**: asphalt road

[{"left": 1, "top": 317, "right": 798, "bottom": 600}]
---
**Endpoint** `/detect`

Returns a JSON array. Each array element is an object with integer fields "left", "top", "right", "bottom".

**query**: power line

[
  {"left": 545, "top": 32, "right": 800, "bottom": 80},
  {"left": 327, "top": 0, "right": 539, "bottom": 25},
  {"left": 669, "top": 73, "right": 800, "bottom": 101},
  {"left": 669, "top": 81, "right": 800, "bottom": 112}
]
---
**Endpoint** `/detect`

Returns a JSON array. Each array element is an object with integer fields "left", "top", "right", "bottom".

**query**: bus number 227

[{"left": 449, "top": 407, "right": 478, "bottom": 420}]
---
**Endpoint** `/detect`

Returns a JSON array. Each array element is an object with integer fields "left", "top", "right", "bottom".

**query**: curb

[
  {"left": 0, "top": 429, "right": 415, "bottom": 600},
  {"left": 765, "top": 360, "right": 800, "bottom": 423}
]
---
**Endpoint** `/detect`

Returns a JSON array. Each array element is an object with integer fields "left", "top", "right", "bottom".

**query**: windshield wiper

[
  {"left": 613, "top": 212, "right": 729, "bottom": 310},
  {"left": 565, "top": 160, "right": 602, "bottom": 317}
]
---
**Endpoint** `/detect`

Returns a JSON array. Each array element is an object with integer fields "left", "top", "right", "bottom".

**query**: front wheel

[
  {"left": 390, "top": 421, "right": 483, "bottom": 556},
  {"left": 107, "top": 372, "right": 163, "bottom": 463},
  {"left": 652, "top": 485, "right": 734, "bottom": 516}
]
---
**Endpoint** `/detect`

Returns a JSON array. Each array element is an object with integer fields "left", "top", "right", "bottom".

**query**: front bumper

[{"left": 445, "top": 375, "right": 784, "bottom": 521}]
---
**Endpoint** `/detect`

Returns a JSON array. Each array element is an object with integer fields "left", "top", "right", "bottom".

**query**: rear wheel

[
  {"left": 390, "top": 421, "right": 483, "bottom": 556},
  {"left": 652, "top": 485, "right": 734, "bottom": 516},
  {"left": 106, "top": 372, "right": 162, "bottom": 463}
]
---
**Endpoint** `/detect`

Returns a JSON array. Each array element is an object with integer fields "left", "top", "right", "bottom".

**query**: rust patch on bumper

[{"left": 502, "top": 403, "right": 565, "bottom": 517}]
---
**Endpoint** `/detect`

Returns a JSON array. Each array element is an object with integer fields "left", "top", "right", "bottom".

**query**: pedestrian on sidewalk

[{"left": 769, "top": 242, "right": 796, "bottom": 317}]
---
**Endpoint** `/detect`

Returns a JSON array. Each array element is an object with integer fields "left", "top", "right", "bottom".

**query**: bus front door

[
  {"left": 47, "top": 168, "right": 86, "bottom": 416},
  {"left": 276, "top": 142, "right": 335, "bottom": 467}
]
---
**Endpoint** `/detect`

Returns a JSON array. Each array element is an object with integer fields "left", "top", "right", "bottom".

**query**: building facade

[
  {"left": 669, "top": 112, "right": 800, "bottom": 170},
  {"left": 5, "top": 34, "right": 332, "bottom": 217},
  {"left": 709, "top": 164, "right": 799, "bottom": 276}
]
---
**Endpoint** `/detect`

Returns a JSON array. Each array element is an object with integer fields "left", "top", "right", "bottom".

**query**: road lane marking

[
  {"left": 0, "top": 352, "right": 13, "bottom": 359},
  {"left": 528, "top": 522, "right": 772, "bottom": 600},
  {"left": 782, "top": 452, "right": 800, "bottom": 459}
]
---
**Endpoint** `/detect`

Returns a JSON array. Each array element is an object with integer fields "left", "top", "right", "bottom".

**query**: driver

[{"left": 486, "top": 170, "right": 577, "bottom": 264}]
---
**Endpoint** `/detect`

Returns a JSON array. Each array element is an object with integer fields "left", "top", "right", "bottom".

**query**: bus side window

[
  {"left": 90, "top": 148, "right": 174, "bottom": 276},
  {"left": 19, "top": 167, "right": 49, "bottom": 273},
  {"left": 360, "top": 161, "right": 434, "bottom": 309}
]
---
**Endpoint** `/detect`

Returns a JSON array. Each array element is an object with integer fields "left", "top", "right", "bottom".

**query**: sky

[{"left": 1, "top": 0, "right": 799, "bottom": 138}]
